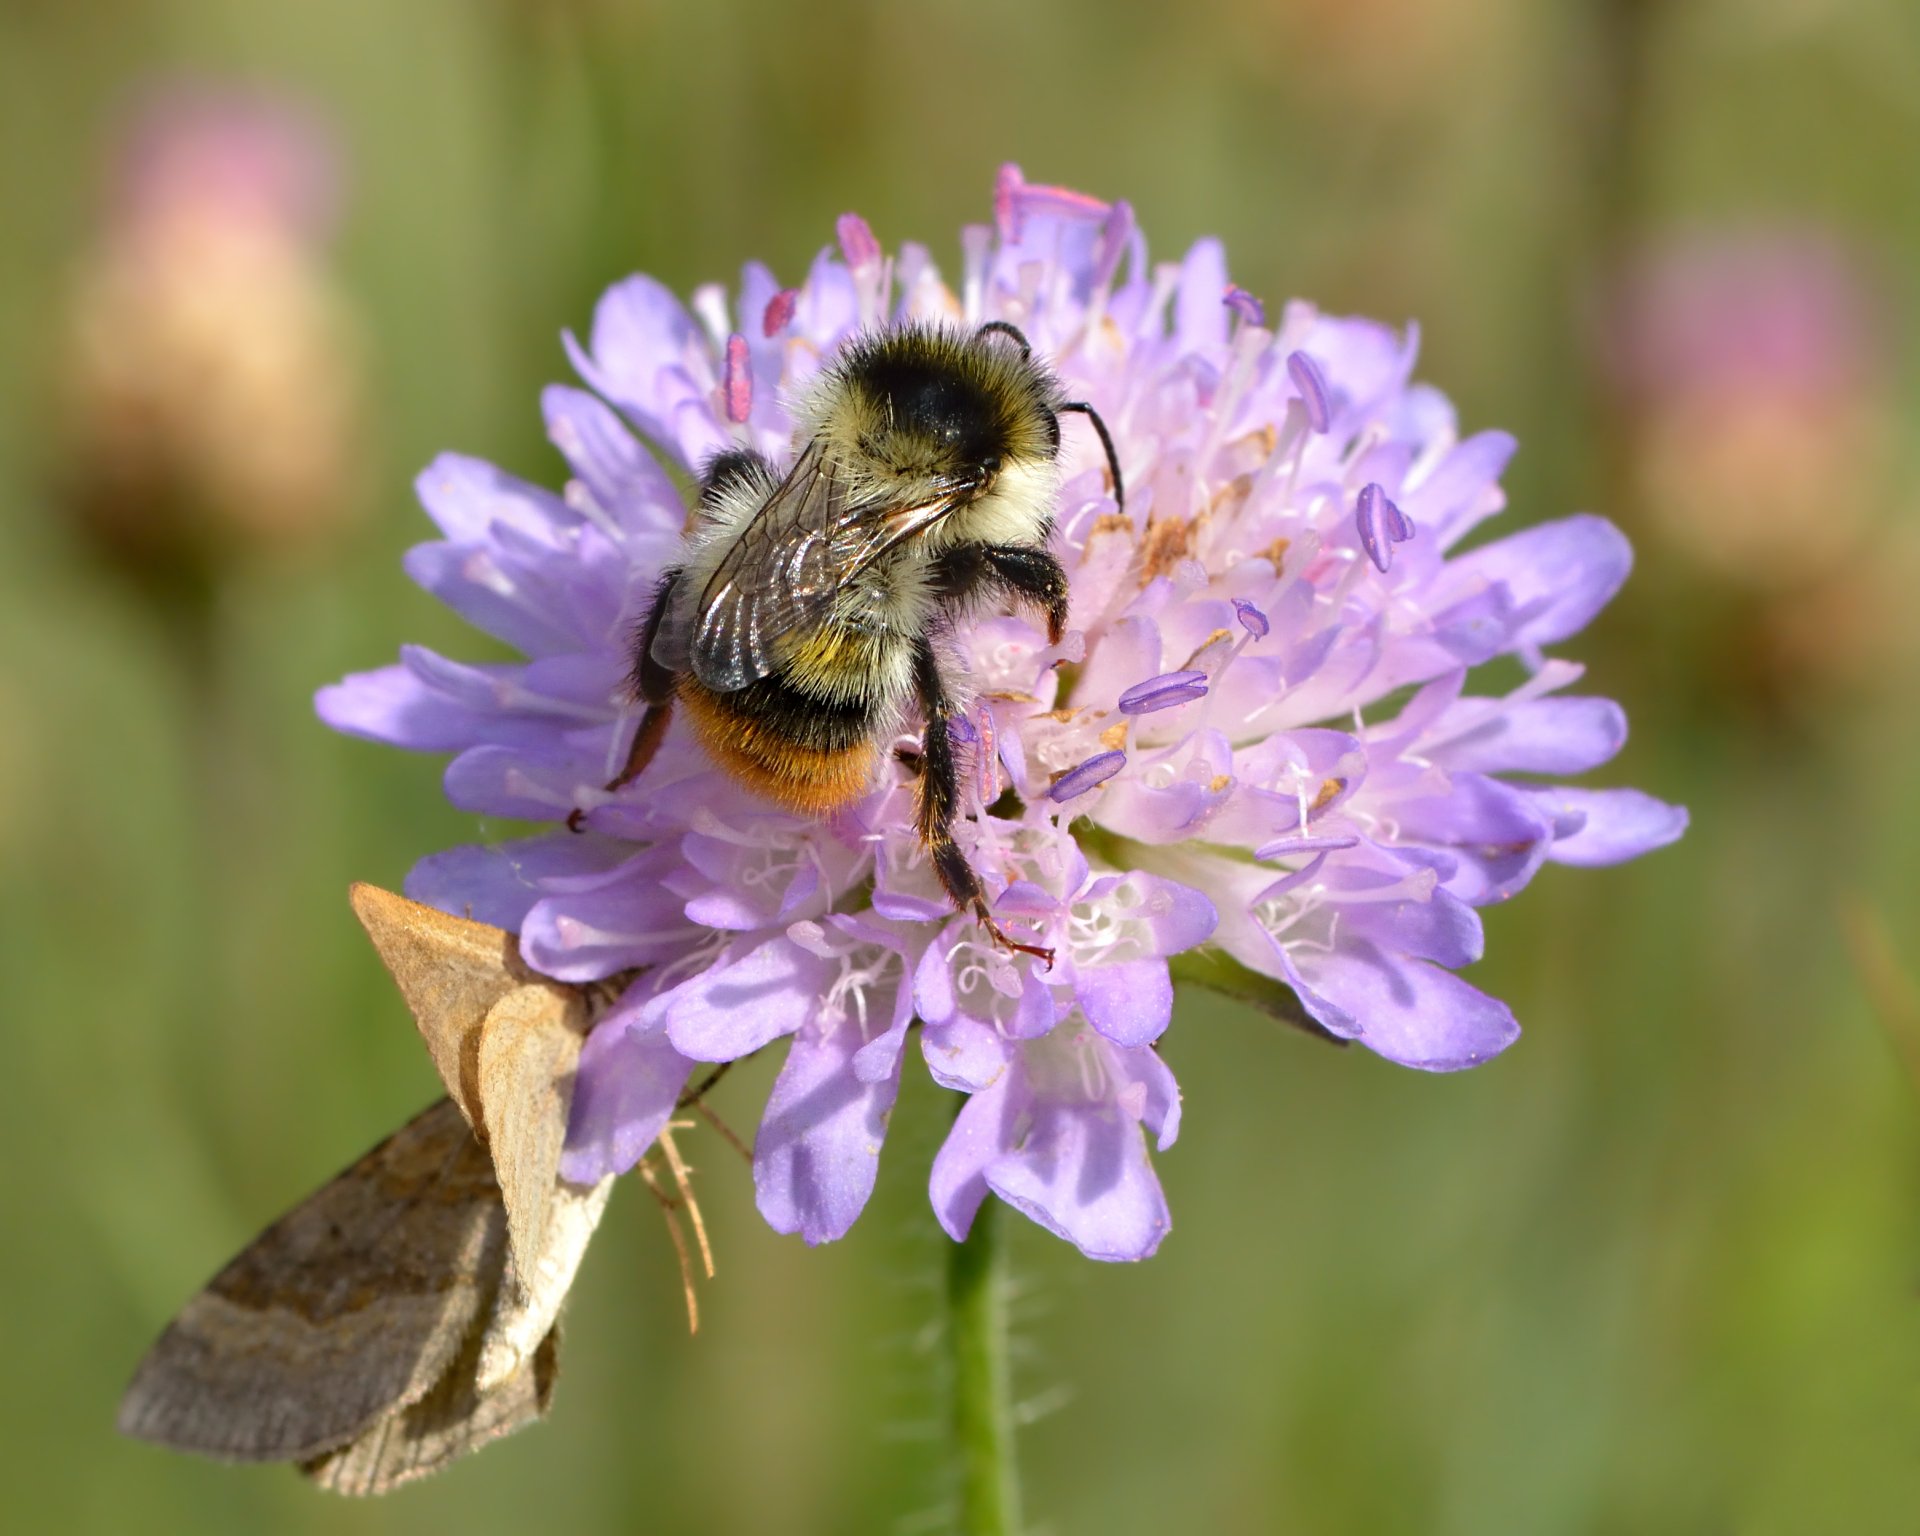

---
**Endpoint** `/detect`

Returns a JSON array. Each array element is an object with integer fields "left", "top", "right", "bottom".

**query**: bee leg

[
  {"left": 912, "top": 638, "right": 1055, "bottom": 969},
  {"left": 980, "top": 544, "right": 1070, "bottom": 645},
  {"left": 570, "top": 571, "right": 682, "bottom": 833},
  {"left": 930, "top": 543, "right": 1071, "bottom": 645}
]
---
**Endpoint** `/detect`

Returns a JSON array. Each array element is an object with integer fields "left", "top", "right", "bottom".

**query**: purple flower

[{"left": 319, "top": 165, "right": 1684, "bottom": 1262}]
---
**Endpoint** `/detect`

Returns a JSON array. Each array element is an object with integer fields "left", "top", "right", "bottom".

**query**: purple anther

[
  {"left": 762, "top": 287, "right": 798, "bottom": 338},
  {"left": 946, "top": 714, "right": 977, "bottom": 745},
  {"left": 1386, "top": 498, "right": 1416, "bottom": 543},
  {"left": 1223, "top": 283, "right": 1267, "bottom": 327},
  {"left": 1117, "top": 669, "right": 1210, "bottom": 715},
  {"left": 1286, "top": 350, "right": 1331, "bottom": 434},
  {"left": 722, "top": 333, "right": 752, "bottom": 424},
  {"left": 1355, "top": 483, "right": 1393, "bottom": 573},
  {"left": 1048, "top": 749, "right": 1127, "bottom": 803},
  {"left": 836, "top": 212, "right": 880, "bottom": 270},
  {"left": 1232, "top": 597, "right": 1270, "bottom": 639},
  {"left": 1252, "top": 833, "right": 1360, "bottom": 860}
]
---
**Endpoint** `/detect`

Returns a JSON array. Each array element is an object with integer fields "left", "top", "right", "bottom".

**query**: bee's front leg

[
  {"left": 910, "top": 636, "right": 1054, "bottom": 969},
  {"left": 930, "top": 543, "right": 1070, "bottom": 645}
]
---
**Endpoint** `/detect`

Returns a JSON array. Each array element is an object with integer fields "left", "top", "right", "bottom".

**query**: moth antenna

[
  {"left": 1058, "top": 400, "right": 1125, "bottom": 513},
  {"left": 637, "top": 1155, "right": 701, "bottom": 1334},
  {"left": 658, "top": 1124, "right": 714, "bottom": 1280}
]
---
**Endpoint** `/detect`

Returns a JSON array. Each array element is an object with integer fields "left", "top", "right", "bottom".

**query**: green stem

[{"left": 949, "top": 1197, "right": 1021, "bottom": 1536}]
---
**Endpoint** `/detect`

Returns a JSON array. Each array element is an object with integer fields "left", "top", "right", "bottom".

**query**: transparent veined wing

[{"left": 675, "top": 440, "right": 965, "bottom": 693}]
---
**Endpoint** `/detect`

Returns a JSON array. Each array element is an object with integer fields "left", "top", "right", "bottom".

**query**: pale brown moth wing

[
  {"left": 349, "top": 882, "right": 544, "bottom": 1130},
  {"left": 117, "top": 1097, "right": 507, "bottom": 1464},
  {"left": 686, "top": 441, "right": 956, "bottom": 693},
  {"left": 473, "top": 982, "right": 589, "bottom": 1289}
]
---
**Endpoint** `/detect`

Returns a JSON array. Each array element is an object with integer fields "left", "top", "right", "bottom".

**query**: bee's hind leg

[
  {"left": 911, "top": 638, "right": 1054, "bottom": 969},
  {"left": 569, "top": 571, "right": 681, "bottom": 833}
]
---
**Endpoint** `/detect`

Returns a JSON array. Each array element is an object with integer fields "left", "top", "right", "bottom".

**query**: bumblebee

[{"left": 575, "top": 319, "right": 1122, "bottom": 964}]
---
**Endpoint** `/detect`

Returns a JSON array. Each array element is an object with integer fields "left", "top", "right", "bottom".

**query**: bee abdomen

[{"left": 677, "top": 674, "right": 885, "bottom": 815}]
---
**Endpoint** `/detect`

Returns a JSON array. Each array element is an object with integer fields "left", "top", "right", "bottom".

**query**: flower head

[{"left": 320, "top": 166, "right": 1684, "bottom": 1261}]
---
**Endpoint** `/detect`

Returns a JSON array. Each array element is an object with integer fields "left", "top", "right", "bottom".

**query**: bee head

[{"left": 799, "top": 323, "right": 1065, "bottom": 531}]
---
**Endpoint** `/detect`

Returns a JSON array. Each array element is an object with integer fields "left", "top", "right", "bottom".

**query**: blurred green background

[{"left": 3, "top": 0, "right": 1918, "bottom": 1531}]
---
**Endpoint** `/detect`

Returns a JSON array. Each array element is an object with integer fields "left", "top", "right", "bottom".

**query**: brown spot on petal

[
  {"left": 1139, "top": 514, "right": 1194, "bottom": 582},
  {"left": 1310, "top": 778, "right": 1344, "bottom": 814},
  {"left": 1099, "top": 722, "right": 1130, "bottom": 752}
]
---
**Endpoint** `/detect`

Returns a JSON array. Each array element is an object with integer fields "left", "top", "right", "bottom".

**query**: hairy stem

[{"left": 949, "top": 1198, "right": 1021, "bottom": 1536}]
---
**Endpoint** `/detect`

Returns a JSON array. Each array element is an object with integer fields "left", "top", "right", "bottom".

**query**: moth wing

[
  {"left": 349, "top": 883, "right": 537, "bottom": 1129},
  {"left": 117, "top": 1098, "right": 508, "bottom": 1464},
  {"left": 474, "top": 982, "right": 587, "bottom": 1282},
  {"left": 302, "top": 1172, "right": 613, "bottom": 1495},
  {"left": 300, "top": 1324, "right": 560, "bottom": 1496},
  {"left": 681, "top": 440, "right": 957, "bottom": 692}
]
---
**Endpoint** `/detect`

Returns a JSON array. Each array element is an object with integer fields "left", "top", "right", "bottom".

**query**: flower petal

[{"left": 1525, "top": 787, "right": 1690, "bottom": 866}]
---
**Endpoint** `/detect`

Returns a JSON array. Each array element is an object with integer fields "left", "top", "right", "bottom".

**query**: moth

[{"left": 118, "top": 886, "right": 616, "bottom": 1496}]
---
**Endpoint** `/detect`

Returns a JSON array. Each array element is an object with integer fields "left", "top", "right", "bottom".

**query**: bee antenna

[
  {"left": 1058, "top": 401, "right": 1125, "bottom": 513},
  {"left": 975, "top": 319, "right": 1032, "bottom": 358}
]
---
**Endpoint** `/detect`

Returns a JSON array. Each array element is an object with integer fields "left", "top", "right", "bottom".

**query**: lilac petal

[
  {"left": 1294, "top": 940, "right": 1519, "bottom": 1071},
  {"left": 1525, "top": 787, "right": 1689, "bottom": 865},
  {"left": 664, "top": 936, "right": 830, "bottom": 1060},
  {"left": 403, "top": 833, "right": 622, "bottom": 933},
  {"left": 1111, "top": 1044, "right": 1182, "bottom": 1150},
  {"left": 1131, "top": 873, "right": 1220, "bottom": 956},
  {"left": 1077, "top": 957, "right": 1173, "bottom": 1047},
  {"left": 541, "top": 385, "right": 682, "bottom": 533},
  {"left": 1232, "top": 597, "right": 1270, "bottom": 638},
  {"left": 401, "top": 541, "right": 596, "bottom": 658},
  {"left": 1286, "top": 350, "right": 1331, "bottom": 433},
  {"left": 414, "top": 453, "right": 572, "bottom": 544},
  {"left": 1356, "top": 483, "right": 1394, "bottom": 573},
  {"left": 1404, "top": 430, "right": 1516, "bottom": 549},
  {"left": 315, "top": 663, "right": 570, "bottom": 754},
  {"left": 1118, "top": 669, "right": 1209, "bottom": 716},
  {"left": 444, "top": 744, "right": 600, "bottom": 821},
  {"left": 1050, "top": 750, "right": 1127, "bottom": 803},
  {"left": 988, "top": 1096, "right": 1171, "bottom": 1262},
  {"left": 1391, "top": 773, "right": 1556, "bottom": 905},
  {"left": 921, "top": 1014, "right": 1013, "bottom": 1093},
  {"left": 519, "top": 862, "right": 697, "bottom": 980},
  {"left": 565, "top": 274, "right": 726, "bottom": 469},
  {"left": 755, "top": 1017, "right": 901, "bottom": 1245},
  {"left": 930, "top": 1070, "right": 1022, "bottom": 1242},
  {"left": 1174, "top": 238, "right": 1230, "bottom": 353},
  {"left": 1446, "top": 514, "right": 1632, "bottom": 650},
  {"left": 561, "top": 1001, "right": 697, "bottom": 1181},
  {"left": 1429, "top": 697, "right": 1628, "bottom": 775}
]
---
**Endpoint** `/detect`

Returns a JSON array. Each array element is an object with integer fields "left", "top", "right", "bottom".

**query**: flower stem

[{"left": 949, "top": 1197, "right": 1022, "bottom": 1536}]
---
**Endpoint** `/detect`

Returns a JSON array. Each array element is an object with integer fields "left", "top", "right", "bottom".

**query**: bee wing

[{"left": 675, "top": 440, "right": 962, "bottom": 693}]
